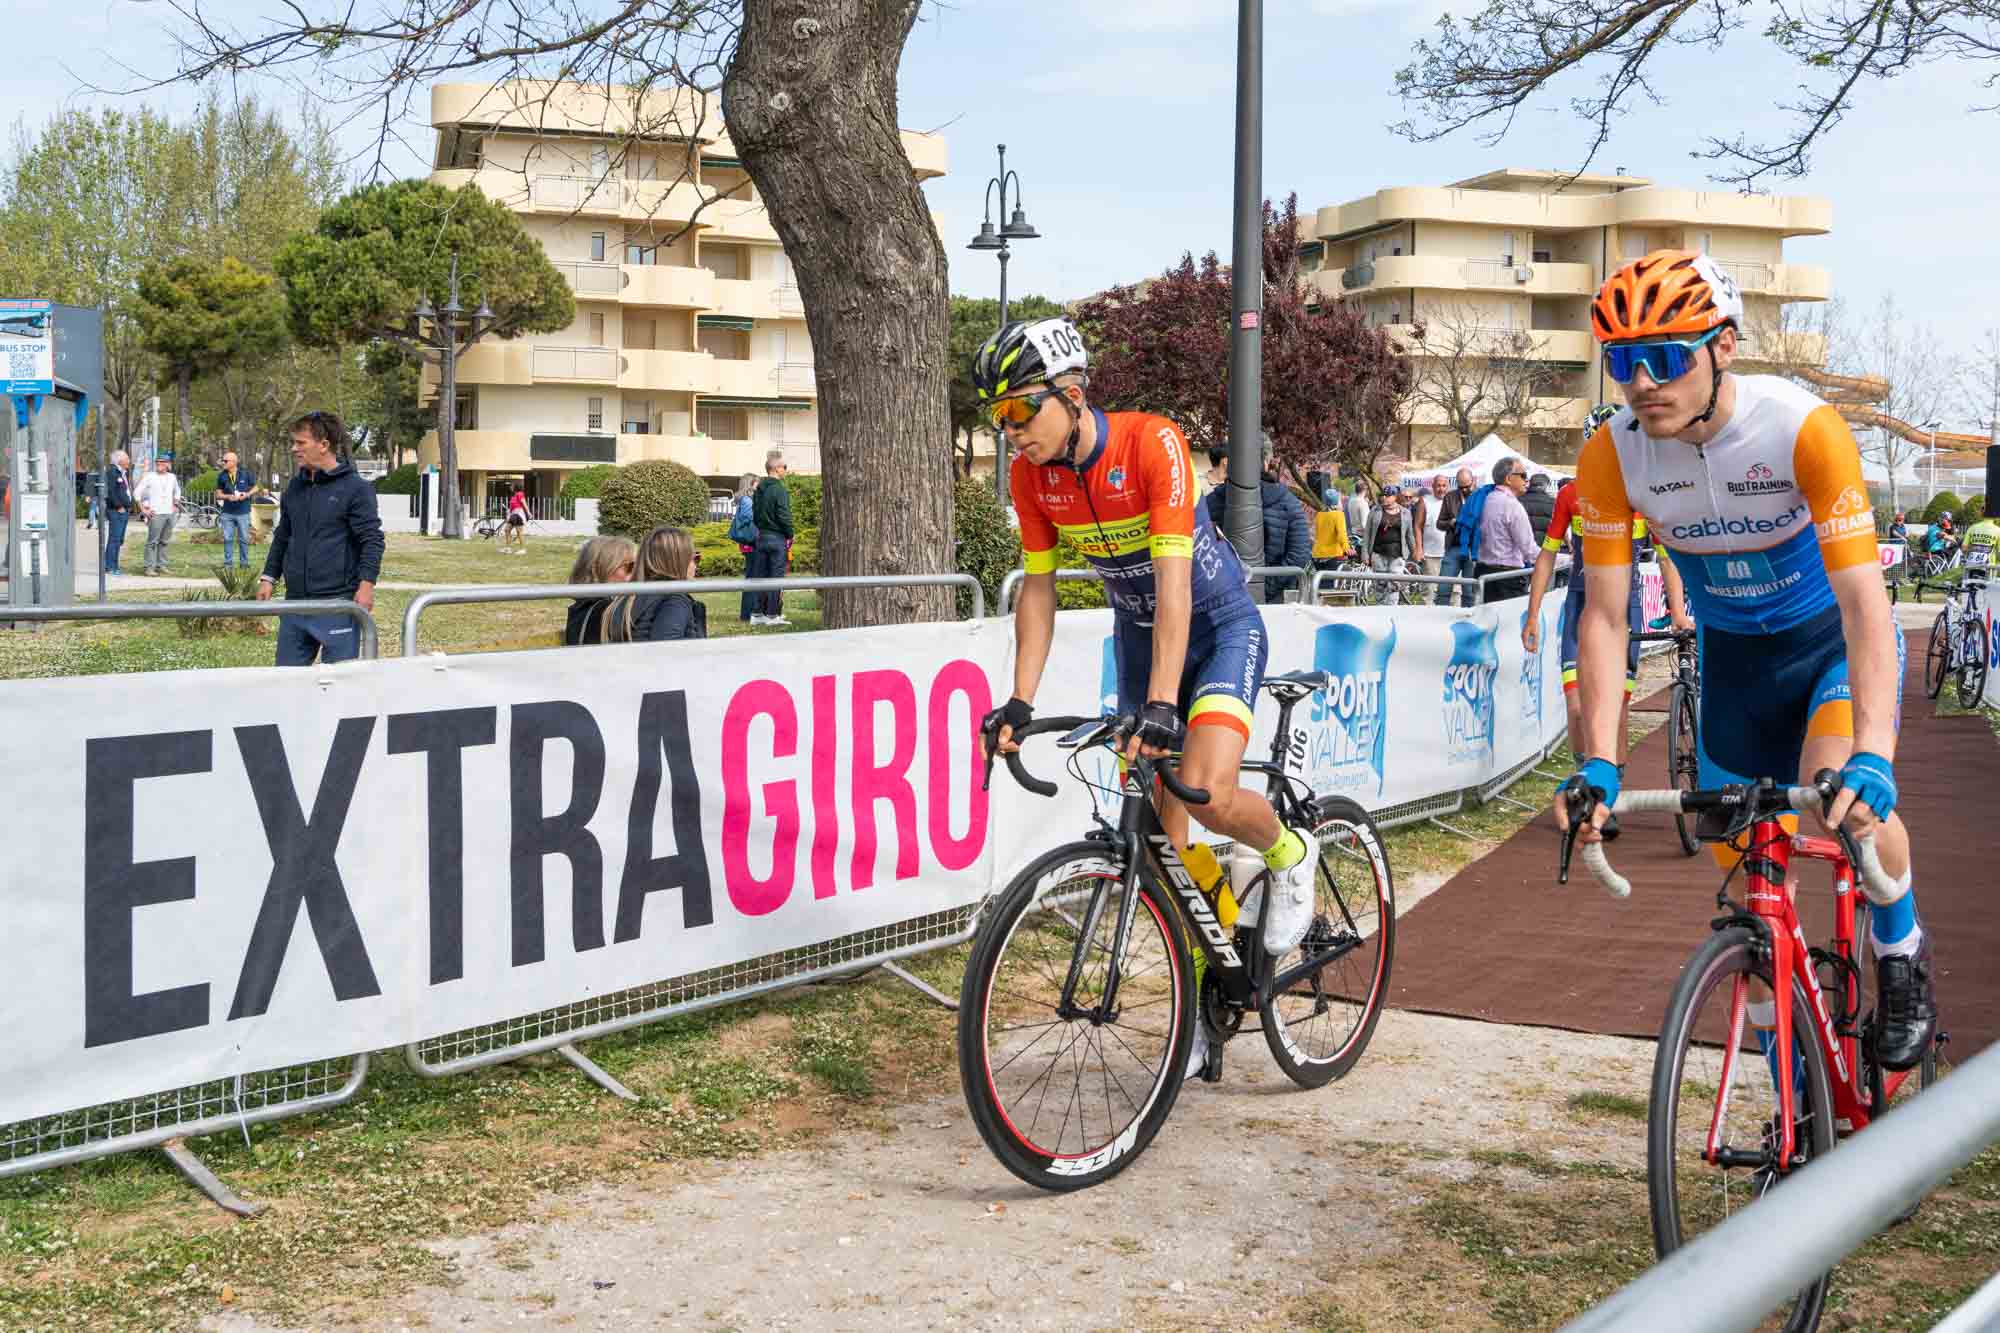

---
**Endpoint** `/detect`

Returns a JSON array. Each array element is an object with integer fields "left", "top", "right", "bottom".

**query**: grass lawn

[{"left": 150, "top": 528, "right": 592, "bottom": 586}]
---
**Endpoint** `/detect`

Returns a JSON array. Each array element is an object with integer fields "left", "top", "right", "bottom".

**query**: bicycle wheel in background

[
  {"left": 958, "top": 842, "right": 1193, "bottom": 1192},
  {"left": 1648, "top": 927, "right": 1835, "bottom": 1333},
  {"left": 1667, "top": 683, "right": 1701, "bottom": 856},
  {"left": 1924, "top": 611, "right": 1950, "bottom": 699},
  {"left": 1261, "top": 796, "right": 1395, "bottom": 1088},
  {"left": 1956, "top": 618, "right": 1989, "bottom": 711}
]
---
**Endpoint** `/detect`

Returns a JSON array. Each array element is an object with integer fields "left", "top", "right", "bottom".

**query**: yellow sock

[{"left": 1261, "top": 828, "right": 1305, "bottom": 871}]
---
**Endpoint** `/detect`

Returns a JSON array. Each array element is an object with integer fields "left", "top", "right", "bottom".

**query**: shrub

[
  {"left": 598, "top": 459, "right": 709, "bottom": 535},
  {"left": 1960, "top": 493, "right": 1988, "bottom": 526},
  {"left": 1921, "top": 491, "right": 1962, "bottom": 523},
  {"left": 691, "top": 520, "right": 818, "bottom": 580},
  {"left": 783, "top": 473, "right": 822, "bottom": 527},
  {"left": 183, "top": 469, "right": 220, "bottom": 503},
  {"left": 560, "top": 464, "right": 617, "bottom": 502},
  {"left": 953, "top": 477, "right": 1021, "bottom": 618},
  {"left": 375, "top": 463, "right": 419, "bottom": 495},
  {"left": 1054, "top": 533, "right": 1108, "bottom": 609}
]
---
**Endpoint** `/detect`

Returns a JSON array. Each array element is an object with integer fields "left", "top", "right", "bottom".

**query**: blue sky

[{"left": 8, "top": 0, "right": 1997, "bottom": 430}]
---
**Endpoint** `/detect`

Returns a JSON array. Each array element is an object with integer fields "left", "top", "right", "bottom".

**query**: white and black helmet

[{"left": 971, "top": 318, "right": 1089, "bottom": 401}]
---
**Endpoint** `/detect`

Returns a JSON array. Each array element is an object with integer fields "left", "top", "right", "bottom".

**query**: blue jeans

[
  {"left": 744, "top": 532, "right": 789, "bottom": 619},
  {"left": 1438, "top": 549, "right": 1474, "bottom": 606},
  {"left": 105, "top": 509, "right": 130, "bottom": 573},
  {"left": 218, "top": 512, "right": 252, "bottom": 567},
  {"left": 276, "top": 612, "right": 363, "bottom": 666}
]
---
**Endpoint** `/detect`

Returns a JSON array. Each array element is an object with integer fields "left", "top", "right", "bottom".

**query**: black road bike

[
  {"left": 957, "top": 670, "right": 1396, "bottom": 1191},
  {"left": 1634, "top": 627, "right": 1702, "bottom": 855}
]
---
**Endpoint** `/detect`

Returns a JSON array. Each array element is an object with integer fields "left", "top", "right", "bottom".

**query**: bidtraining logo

[
  {"left": 1726, "top": 461, "right": 1793, "bottom": 497},
  {"left": 1442, "top": 620, "right": 1499, "bottom": 766},
  {"left": 1301, "top": 623, "right": 1396, "bottom": 799},
  {"left": 1518, "top": 606, "right": 1544, "bottom": 731}
]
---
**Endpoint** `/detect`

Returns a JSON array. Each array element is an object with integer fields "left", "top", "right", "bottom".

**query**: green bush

[
  {"left": 375, "top": 463, "right": 419, "bottom": 495},
  {"left": 953, "top": 477, "right": 1021, "bottom": 618},
  {"left": 1921, "top": 491, "right": 1962, "bottom": 523},
  {"left": 560, "top": 464, "right": 617, "bottom": 502},
  {"left": 783, "top": 473, "right": 822, "bottom": 527},
  {"left": 183, "top": 469, "right": 220, "bottom": 503},
  {"left": 1960, "top": 493, "right": 1988, "bottom": 526},
  {"left": 598, "top": 459, "right": 710, "bottom": 535},
  {"left": 691, "top": 520, "right": 818, "bottom": 579},
  {"left": 1054, "top": 533, "right": 1108, "bottom": 609}
]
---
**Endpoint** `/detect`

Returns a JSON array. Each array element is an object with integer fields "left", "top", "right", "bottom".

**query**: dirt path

[{"left": 206, "top": 1007, "right": 1657, "bottom": 1333}]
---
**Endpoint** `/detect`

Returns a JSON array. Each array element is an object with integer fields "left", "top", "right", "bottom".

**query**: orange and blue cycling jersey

[
  {"left": 1012, "top": 409, "right": 1265, "bottom": 738},
  {"left": 1546, "top": 483, "right": 1645, "bottom": 695}
]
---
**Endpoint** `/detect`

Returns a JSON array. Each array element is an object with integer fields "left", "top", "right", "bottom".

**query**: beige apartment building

[
  {"left": 418, "top": 82, "right": 947, "bottom": 509},
  {"left": 1303, "top": 168, "right": 1832, "bottom": 464}
]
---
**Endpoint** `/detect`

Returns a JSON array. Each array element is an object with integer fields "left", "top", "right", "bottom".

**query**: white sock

[
  {"left": 1874, "top": 923, "right": 1924, "bottom": 960},
  {"left": 1747, "top": 1000, "right": 1776, "bottom": 1030}
]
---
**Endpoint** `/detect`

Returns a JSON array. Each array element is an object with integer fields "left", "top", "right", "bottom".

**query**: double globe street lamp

[{"left": 968, "top": 143, "right": 1041, "bottom": 500}]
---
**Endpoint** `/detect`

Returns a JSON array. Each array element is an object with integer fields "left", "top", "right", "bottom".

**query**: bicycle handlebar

[
  {"left": 1561, "top": 772, "right": 1899, "bottom": 901},
  {"left": 982, "top": 714, "right": 1212, "bottom": 806},
  {"left": 1630, "top": 628, "right": 1696, "bottom": 645}
]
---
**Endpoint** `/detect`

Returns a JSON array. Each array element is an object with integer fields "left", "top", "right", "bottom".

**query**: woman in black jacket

[
  {"left": 608, "top": 525, "right": 708, "bottom": 642},
  {"left": 562, "top": 535, "right": 636, "bottom": 645}
]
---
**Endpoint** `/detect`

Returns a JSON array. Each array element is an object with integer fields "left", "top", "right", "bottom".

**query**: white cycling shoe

[{"left": 1259, "top": 829, "right": 1319, "bottom": 956}]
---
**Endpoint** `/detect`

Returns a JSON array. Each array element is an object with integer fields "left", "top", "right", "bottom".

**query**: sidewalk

[{"left": 5, "top": 520, "right": 441, "bottom": 596}]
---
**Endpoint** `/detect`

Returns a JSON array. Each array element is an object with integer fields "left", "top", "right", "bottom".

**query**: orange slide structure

[{"left": 1787, "top": 366, "right": 1990, "bottom": 462}]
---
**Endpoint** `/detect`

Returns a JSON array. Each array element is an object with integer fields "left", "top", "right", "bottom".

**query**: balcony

[
  {"left": 1710, "top": 260, "right": 1831, "bottom": 302},
  {"left": 702, "top": 197, "right": 779, "bottom": 243},
  {"left": 619, "top": 348, "right": 719, "bottom": 393},
  {"left": 514, "top": 174, "right": 710, "bottom": 225},
  {"left": 710, "top": 278, "right": 808, "bottom": 321},
  {"left": 708, "top": 358, "right": 817, "bottom": 399},
  {"left": 1341, "top": 262, "right": 1375, "bottom": 291},
  {"left": 900, "top": 130, "right": 948, "bottom": 181},
  {"left": 417, "top": 429, "right": 532, "bottom": 471},
  {"left": 616, "top": 432, "right": 819, "bottom": 475},
  {"left": 621, "top": 177, "right": 711, "bottom": 225},
  {"left": 1381, "top": 323, "right": 1593, "bottom": 366},
  {"left": 1527, "top": 396, "right": 1591, "bottom": 430},
  {"left": 1733, "top": 331, "right": 1828, "bottom": 368},
  {"left": 621, "top": 263, "right": 716, "bottom": 309},
  {"left": 530, "top": 344, "right": 621, "bottom": 383},
  {"left": 551, "top": 260, "right": 623, "bottom": 298},
  {"left": 451, "top": 342, "right": 534, "bottom": 386},
  {"left": 1456, "top": 259, "right": 1596, "bottom": 296}
]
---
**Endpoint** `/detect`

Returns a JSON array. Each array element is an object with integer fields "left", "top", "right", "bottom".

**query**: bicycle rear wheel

[
  {"left": 1924, "top": 611, "right": 1950, "bottom": 699},
  {"left": 1668, "top": 682, "right": 1701, "bottom": 856},
  {"left": 1260, "top": 797, "right": 1395, "bottom": 1088},
  {"left": 958, "top": 842, "right": 1193, "bottom": 1191},
  {"left": 1956, "top": 617, "right": 1989, "bottom": 710},
  {"left": 1649, "top": 927, "right": 1835, "bottom": 1333}
]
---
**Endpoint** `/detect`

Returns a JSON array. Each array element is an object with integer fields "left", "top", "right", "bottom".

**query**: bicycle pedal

[{"left": 1198, "top": 1043, "right": 1225, "bottom": 1083}]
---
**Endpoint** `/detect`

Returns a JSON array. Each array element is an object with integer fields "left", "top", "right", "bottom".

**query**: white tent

[{"left": 1395, "top": 433, "right": 1572, "bottom": 487}]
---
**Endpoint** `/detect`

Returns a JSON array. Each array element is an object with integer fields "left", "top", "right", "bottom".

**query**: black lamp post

[
  {"left": 969, "top": 144, "right": 1040, "bottom": 500},
  {"left": 405, "top": 251, "right": 495, "bottom": 539}
]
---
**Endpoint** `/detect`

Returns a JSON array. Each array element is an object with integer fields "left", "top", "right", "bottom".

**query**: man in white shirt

[
  {"left": 134, "top": 457, "right": 181, "bottom": 576},
  {"left": 1422, "top": 473, "right": 1451, "bottom": 576}
]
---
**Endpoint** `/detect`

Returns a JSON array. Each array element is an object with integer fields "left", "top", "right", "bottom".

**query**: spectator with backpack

[
  {"left": 1201, "top": 431, "right": 1312, "bottom": 602},
  {"left": 728, "top": 472, "right": 760, "bottom": 620}
]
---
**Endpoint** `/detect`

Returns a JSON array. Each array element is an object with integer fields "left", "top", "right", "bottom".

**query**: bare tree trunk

[
  {"left": 724, "top": 0, "right": 951, "bottom": 627},
  {"left": 177, "top": 367, "right": 193, "bottom": 460}
]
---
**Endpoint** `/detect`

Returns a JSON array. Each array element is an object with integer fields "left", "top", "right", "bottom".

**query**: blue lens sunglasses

[{"left": 1603, "top": 326, "right": 1725, "bottom": 386}]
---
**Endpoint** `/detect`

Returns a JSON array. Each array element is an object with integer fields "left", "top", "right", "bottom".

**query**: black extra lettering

[
  {"left": 615, "top": 691, "right": 712, "bottom": 942},
  {"left": 83, "top": 731, "right": 212, "bottom": 1047},
  {"left": 509, "top": 701, "right": 606, "bottom": 966},
  {"left": 387, "top": 707, "right": 498, "bottom": 984},
  {"left": 230, "top": 719, "right": 383, "bottom": 1019}
]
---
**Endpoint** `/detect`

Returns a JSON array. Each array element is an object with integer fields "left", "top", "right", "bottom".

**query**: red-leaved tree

[{"left": 1075, "top": 194, "right": 1411, "bottom": 503}]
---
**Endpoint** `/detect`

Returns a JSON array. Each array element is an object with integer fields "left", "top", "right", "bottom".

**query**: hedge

[
  {"left": 952, "top": 477, "right": 1019, "bottom": 618},
  {"left": 690, "top": 521, "right": 819, "bottom": 579},
  {"left": 560, "top": 464, "right": 617, "bottom": 502},
  {"left": 183, "top": 469, "right": 220, "bottom": 503},
  {"left": 1921, "top": 491, "right": 1962, "bottom": 523},
  {"left": 599, "top": 459, "right": 710, "bottom": 535},
  {"left": 783, "top": 473, "right": 822, "bottom": 527},
  {"left": 374, "top": 463, "right": 420, "bottom": 495},
  {"left": 1960, "top": 493, "right": 1988, "bottom": 526}
]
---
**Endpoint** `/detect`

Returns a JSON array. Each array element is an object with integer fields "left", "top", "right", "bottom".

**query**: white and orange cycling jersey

[{"left": 1573, "top": 375, "right": 1878, "bottom": 634}]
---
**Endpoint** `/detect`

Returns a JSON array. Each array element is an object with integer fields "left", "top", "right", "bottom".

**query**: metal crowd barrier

[
  {"left": 1310, "top": 568, "right": 1478, "bottom": 606},
  {"left": 0, "top": 598, "right": 378, "bottom": 1212},
  {"left": 1473, "top": 565, "right": 1537, "bottom": 603},
  {"left": 398, "top": 572, "right": 988, "bottom": 1097},
  {"left": 1562, "top": 1039, "right": 2000, "bottom": 1332},
  {"left": 994, "top": 565, "right": 1308, "bottom": 617}
]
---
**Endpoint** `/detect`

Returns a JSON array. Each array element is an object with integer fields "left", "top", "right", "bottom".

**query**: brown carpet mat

[{"left": 1390, "top": 659, "right": 1999, "bottom": 1057}]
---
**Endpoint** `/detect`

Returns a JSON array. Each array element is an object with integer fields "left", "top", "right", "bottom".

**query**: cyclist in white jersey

[{"left": 1558, "top": 250, "right": 1935, "bottom": 1070}]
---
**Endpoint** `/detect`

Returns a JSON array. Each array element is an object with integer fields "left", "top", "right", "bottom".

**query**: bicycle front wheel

[
  {"left": 1260, "top": 796, "right": 1395, "bottom": 1088},
  {"left": 1956, "top": 616, "right": 1989, "bottom": 711},
  {"left": 1649, "top": 927, "right": 1836, "bottom": 1333},
  {"left": 1924, "top": 611, "right": 1950, "bottom": 699},
  {"left": 1668, "top": 683, "right": 1701, "bottom": 856},
  {"left": 957, "top": 841, "right": 1193, "bottom": 1191}
]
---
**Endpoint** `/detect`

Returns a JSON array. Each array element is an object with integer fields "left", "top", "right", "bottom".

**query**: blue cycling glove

[
  {"left": 1838, "top": 751, "right": 1897, "bottom": 820},
  {"left": 1579, "top": 757, "right": 1622, "bottom": 811}
]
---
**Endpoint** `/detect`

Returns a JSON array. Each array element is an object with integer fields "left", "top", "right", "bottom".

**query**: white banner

[
  {"left": 1978, "top": 581, "right": 2000, "bottom": 710},
  {"left": 1881, "top": 543, "right": 1906, "bottom": 574},
  {"left": 0, "top": 622, "right": 1002, "bottom": 1124}
]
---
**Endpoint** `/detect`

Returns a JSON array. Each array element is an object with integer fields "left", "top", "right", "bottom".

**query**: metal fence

[
  {"left": 994, "top": 565, "right": 1308, "bottom": 616},
  {"left": 1561, "top": 1039, "right": 2000, "bottom": 1332},
  {"left": 0, "top": 599, "right": 378, "bottom": 1209},
  {"left": 1311, "top": 567, "right": 1479, "bottom": 606},
  {"left": 397, "top": 573, "right": 988, "bottom": 1092}
]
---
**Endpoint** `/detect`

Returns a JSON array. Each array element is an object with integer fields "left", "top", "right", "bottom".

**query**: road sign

[{"left": 1, "top": 299, "right": 55, "bottom": 395}]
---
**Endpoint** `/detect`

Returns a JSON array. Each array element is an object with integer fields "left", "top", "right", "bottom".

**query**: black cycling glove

[
  {"left": 1132, "top": 700, "right": 1186, "bottom": 753},
  {"left": 980, "top": 697, "right": 1034, "bottom": 752}
]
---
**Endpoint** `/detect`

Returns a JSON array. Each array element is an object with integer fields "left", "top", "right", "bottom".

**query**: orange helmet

[{"left": 1591, "top": 249, "right": 1743, "bottom": 343}]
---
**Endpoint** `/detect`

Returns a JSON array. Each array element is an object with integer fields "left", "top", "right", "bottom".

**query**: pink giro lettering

[
  {"left": 721, "top": 680, "right": 800, "bottom": 917},
  {"left": 851, "top": 669, "right": 920, "bottom": 891}
]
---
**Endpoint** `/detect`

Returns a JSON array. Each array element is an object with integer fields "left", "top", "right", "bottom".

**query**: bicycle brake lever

[{"left": 1556, "top": 776, "right": 1594, "bottom": 886}]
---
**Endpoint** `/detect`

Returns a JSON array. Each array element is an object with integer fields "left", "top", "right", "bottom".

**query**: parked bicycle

[
  {"left": 1632, "top": 627, "right": 1702, "bottom": 855},
  {"left": 183, "top": 502, "right": 219, "bottom": 530},
  {"left": 1910, "top": 542, "right": 1962, "bottom": 581},
  {"left": 1560, "top": 771, "right": 1942, "bottom": 1333},
  {"left": 959, "top": 670, "right": 1396, "bottom": 1191},
  {"left": 1920, "top": 578, "right": 1989, "bottom": 709}
]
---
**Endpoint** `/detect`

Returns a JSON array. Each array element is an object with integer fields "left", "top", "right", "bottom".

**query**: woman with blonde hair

[
  {"left": 608, "top": 524, "right": 707, "bottom": 642},
  {"left": 562, "top": 535, "right": 636, "bottom": 645},
  {"left": 728, "top": 472, "right": 761, "bottom": 620}
]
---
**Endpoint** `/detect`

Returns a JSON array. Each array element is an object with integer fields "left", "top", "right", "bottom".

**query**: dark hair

[{"left": 289, "top": 410, "right": 350, "bottom": 456}]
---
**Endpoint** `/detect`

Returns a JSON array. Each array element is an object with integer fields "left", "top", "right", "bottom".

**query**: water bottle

[
  {"left": 1179, "top": 842, "right": 1239, "bottom": 929},
  {"left": 1226, "top": 843, "right": 1268, "bottom": 928}
]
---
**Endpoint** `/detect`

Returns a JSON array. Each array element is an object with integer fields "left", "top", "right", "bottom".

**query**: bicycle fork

[{"left": 1056, "top": 830, "right": 1147, "bottom": 1025}]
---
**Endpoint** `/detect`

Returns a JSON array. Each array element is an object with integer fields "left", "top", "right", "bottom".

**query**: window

[
  {"left": 588, "top": 312, "right": 606, "bottom": 345},
  {"left": 590, "top": 232, "right": 606, "bottom": 262},
  {"left": 626, "top": 318, "right": 656, "bottom": 351},
  {"left": 1501, "top": 231, "right": 1516, "bottom": 265},
  {"left": 453, "top": 390, "right": 476, "bottom": 430},
  {"left": 625, "top": 237, "right": 657, "bottom": 266},
  {"left": 589, "top": 146, "right": 609, "bottom": 179},
  {"left": 587, "top": 397, "right": 603, "bottom": 431}
]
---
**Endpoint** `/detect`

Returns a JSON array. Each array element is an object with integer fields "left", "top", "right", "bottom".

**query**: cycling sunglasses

[
  {"left": 1602, "top": 327, "right": 1724, "bottom": 386},
  {"left": 986, "top": 385, "right": 1065, "bottom": 432}
]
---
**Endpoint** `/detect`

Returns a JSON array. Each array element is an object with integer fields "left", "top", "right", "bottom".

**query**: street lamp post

[
  {"left": 1922, "top": 418, "right": 1942, "bottom": 510},
  {"left": 405, "top": 251, "right": 495, "bottom": 540},
  {"left": 968, "top": 144, "right": 1040, "bottom": 501}
]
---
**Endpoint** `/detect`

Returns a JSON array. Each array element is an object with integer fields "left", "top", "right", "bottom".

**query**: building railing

[
  {"left": 1341, "top": 262, "right": 1376, "bottom": 290},
  {"left": 531, "top": 344, "right": 620, "bottom": 381},
  {"left": 1461, "top": 258, "right": 1524, "bottom": 285},
  {"left": 774, "top": 284, "right": 805, "bottom": 316},
  {"left": 769, "top": 361, "right": 817, "bottom": 395},
  {"left": 528, "top": 173, "right": 624, "bottom": 212},
  {"left": 551, "top": 259, "right": 623, "bottom": 296},
  {"left": 1709, "top": 258, "right": 1774, "bottom": 292}
]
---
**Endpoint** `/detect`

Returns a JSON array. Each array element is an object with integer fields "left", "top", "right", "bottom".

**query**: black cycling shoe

[
  {"left": 1874, "top": 939, "right": 1938, "bottom": 1072},
  {"left": 1600, "top": 812, "right": 1622, "bottom": 842}
]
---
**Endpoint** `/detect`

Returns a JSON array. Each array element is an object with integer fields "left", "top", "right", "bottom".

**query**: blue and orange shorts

[
  {"left": 1112, "top": 604, "right": 1269, "bottom": 742},
  {"left": 1559, "top": 565, "right": 1643, "bottom": 696}
]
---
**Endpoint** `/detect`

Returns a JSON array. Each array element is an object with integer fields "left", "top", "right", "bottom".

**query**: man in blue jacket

[
  {"left": 255, "top": 411, "right": 385, "bottom": 665},
  {"left": 1202, "top": 432, "right": 1312, "bottom": 603}
]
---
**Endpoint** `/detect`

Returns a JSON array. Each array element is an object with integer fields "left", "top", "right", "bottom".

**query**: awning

[
  {"left": 701, "top": 396, "right": 813, "bottom": 411},
  {"left": 702, "top": 156, "right": 745, "bottom": 170},
  {"left": 698, "top": 314, "right": 756, "bottom": 332}
]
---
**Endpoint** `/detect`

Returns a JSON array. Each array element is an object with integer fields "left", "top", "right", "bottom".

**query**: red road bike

[{"left": 1560, "top": 772, "right": 1942, "bottom": 1332}]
